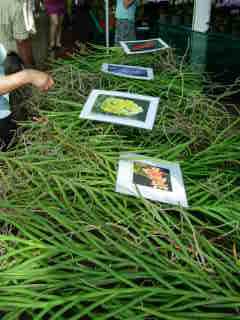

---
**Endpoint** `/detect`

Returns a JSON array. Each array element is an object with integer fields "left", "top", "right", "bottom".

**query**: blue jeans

[{"left": 115, "top": 19, "right": 136, "bottom": 46}]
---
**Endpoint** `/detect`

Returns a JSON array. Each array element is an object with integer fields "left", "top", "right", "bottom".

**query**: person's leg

[
  {"left": 115, "top": 20, "right": 136, "bottom": 46},
  {"left": 127, "top": 21, "right": 136, "bottom": 41},
  {"left": 73, "top": 5, "right": 91, "bottom": 52},
  {"left": 49, "top": 14, "right": 59, "bottom": 49},
  {"left": 66, "top": 0, "right": 72, "bottom": 18},
  {"left": 56, "top": 15, "right": 64, "bottom": 47},
  {"left": 115, "top": 19, "right": 126, "bottom": 46}
]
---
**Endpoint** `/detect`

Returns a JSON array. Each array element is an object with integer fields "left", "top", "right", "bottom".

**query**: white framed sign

[
  {"left": 80, "top": 90, "right": 159, "bottom": 130},
  {"left": 116, "top": 153, "right": 188, "bottom": 207},
  {"left": 101, "top": 63, "right": 154, "bottom": 80},
  {"left": 120, "top": 38, "right": 170, "bottom": 55}
]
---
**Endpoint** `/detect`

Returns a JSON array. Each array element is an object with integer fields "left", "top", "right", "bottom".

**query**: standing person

[
  {"left": 0, "top": 0, "right": 35, "bottom": 68},
  {"left": 144, "top": 0, "right": 169, "bottom": 29},
  {"left": 73, "top": 0, "right": 93, "bottom": 54},
  {"left": 115, "top": 0, "right": 140, "bottom": 45},
  {"left": 0, "top": 43, "right": 54, "bottom": 150},
  {"left": 44, "top": 0, "right": 66, "bottom": 50}
]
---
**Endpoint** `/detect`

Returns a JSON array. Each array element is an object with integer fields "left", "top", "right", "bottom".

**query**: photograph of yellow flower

[
  {"left": 100, "top": 97, "right": 143, "bottom": 116},
  {"left": 92, "top": 94, "right": 149, "bottom": 121},
  {"left": 80, "top": 90, "right": 160, "bottom": 130}
]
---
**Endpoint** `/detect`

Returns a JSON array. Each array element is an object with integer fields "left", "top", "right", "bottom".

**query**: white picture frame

[
  {"left": 101, "top": 63, "right": 154, "bottom": 80},
  {"left": 116, "top": 153, "right": 188, "bottom": 208},
  {"left": 80, "top": 90, "right": 160, "bottom": 130},
  {"left": 120, "top": 38, "right": 170, "bottom": 55}
]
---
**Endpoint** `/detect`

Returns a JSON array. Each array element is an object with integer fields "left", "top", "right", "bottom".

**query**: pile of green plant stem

[{"left": 0, "top": 46, "right": 239, "bottom": 319}]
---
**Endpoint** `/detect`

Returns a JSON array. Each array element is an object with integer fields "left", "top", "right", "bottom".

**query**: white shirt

[{"left": 0, "top": 44, "right": 11, "bottom": 120}]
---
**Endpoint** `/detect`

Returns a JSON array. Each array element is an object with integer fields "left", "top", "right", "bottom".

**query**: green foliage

[{"left": 0, "top": 46, "right": 239, "bottom": 319}]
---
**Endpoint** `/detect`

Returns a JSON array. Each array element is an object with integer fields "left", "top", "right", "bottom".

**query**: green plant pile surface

[{"left": 0, "top": 46, "right": 239, "bottom": 319}]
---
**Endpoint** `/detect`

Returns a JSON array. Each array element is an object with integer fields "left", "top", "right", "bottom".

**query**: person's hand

[{"left": 27, "top": 70, "right": 54, "bottom": 91}]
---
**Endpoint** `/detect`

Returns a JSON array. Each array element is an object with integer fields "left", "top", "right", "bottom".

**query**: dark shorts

[
  {"left": 0, "top": 115, "right": 17, "bottom": 151},
  {"left": 115, "top": 19, "right": 136, "bottom": 46}
]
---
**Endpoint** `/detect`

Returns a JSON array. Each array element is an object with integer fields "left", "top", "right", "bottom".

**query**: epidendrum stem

[{"left": 0, "top": 46, "right": 239, "bottom": 319}]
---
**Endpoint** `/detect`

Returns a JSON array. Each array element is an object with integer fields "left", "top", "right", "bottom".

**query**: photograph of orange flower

[{"left": 133, "top": 162, "right": 172, "bottom": 191}]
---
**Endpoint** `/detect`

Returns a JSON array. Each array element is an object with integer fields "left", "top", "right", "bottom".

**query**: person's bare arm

[
  {"left": 123, "top": 0, "right": 136, "bottom": 9},
  {"left": 0, "top": 70, "right": 54, "bottom": 95},
  {"left": 16, "top": 39, "right": 34, "bottom": 67}
]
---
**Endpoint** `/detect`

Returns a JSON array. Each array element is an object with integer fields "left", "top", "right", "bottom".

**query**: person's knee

[
  {"left": 52, "top": 20, "right": 59, "bottom": 28},
  {"left": 50, "top": 16, "right": 59, "bottom": 28}
]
